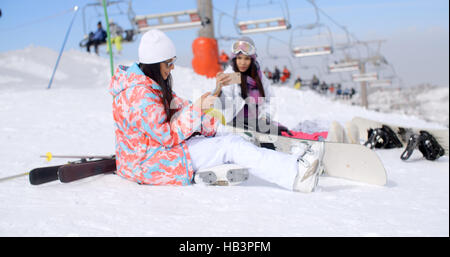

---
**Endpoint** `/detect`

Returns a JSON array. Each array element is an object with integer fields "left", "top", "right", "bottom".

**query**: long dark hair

[
  {"left": 232, "top": 57, "right": 265, "bottom": 99},
  {"left": 138, "top": 62, "right": 174, "bottom": 122}
]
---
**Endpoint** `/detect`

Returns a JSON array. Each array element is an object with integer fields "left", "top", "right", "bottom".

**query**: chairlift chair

[
  {"left": 293, "top": 45, "right": 332, "bottom": 58},
  {"left": 237, "top": 17, "right": 290, "bottom": 34},
  {"left": 352, "top": 72, "right": 378, "bottom": 82},
  {"left": 328, "top": 60, "right": 360, "bottom": 73},
  {"left": 263, "top": 36, "right": 295, "bottom": 81},
  {"left": 233, "top": 0, "right": 291, "bottom": 35},
  {"left": 134, "top": 9, "right": 202, "bottom": 32},
  {"left": 79, "top": 0, "right": 137, "bottom": 48},
  {"left": 289, "top": 23, "right": 334, "bottom": 58},
  {"left": 369, "top": 79, "right": 392, "bottom": 87}
]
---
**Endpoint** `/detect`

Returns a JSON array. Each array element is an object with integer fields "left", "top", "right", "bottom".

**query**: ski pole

[
  {"left": 47, "top": 6, "right": 79, "bottom": 89},
  {"left": 40, "top": 152, "right": 114, "bottom": 162},
  {"left": 0, "top": 172, "right": 29, "bottom": 183}
]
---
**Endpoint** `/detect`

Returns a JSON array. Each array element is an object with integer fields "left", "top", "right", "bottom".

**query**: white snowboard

[
  {"left": 351, "top": 116, "right": 449, "bottom": 156},
  {"left": 226, "top": 126, "right": 387, "bottom": 186}
]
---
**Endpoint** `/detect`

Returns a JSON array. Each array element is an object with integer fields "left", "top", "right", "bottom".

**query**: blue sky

[{"left": 0, "top": 0, "right": 448, "bottom": 86}]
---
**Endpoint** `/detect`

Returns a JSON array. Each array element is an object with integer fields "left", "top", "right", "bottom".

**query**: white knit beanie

[{"left": 138, "top": 29, "right": 176, "bottom": 64}]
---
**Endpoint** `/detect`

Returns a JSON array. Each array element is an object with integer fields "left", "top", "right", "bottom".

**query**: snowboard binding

[
  {"left": 401, "top": 131, "right": 445, "bottom": 161},
  {"left": 364, "top": 125, "right": 403, "bottom": 149}
]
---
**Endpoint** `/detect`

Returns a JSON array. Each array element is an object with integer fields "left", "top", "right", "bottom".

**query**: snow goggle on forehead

[{"left": 231, "top": 41, "right": 256, "bottom": 56}]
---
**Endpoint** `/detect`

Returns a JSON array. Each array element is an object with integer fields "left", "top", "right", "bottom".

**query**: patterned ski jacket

[{"left": 109, "top": 63, "right": 218, "bottom": 185}]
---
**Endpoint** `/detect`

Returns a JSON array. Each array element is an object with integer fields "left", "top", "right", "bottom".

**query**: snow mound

[{"left": 368, "top": 85, "right": 449, "bottom": 127}]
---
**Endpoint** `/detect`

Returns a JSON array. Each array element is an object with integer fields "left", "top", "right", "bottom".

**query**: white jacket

[{"left": 219, "top": 65, "right": 273, "bottom": 124}]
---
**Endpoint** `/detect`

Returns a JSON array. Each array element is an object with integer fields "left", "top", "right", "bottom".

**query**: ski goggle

[
  {"left": 231, "top": 41, "right": 256, "bottom": 56},
  {"left": 164, "top": 56, "right": 177, "bottom": 68}
]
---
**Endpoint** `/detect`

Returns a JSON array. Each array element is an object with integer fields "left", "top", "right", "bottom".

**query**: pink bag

[{"left": 281, "top": 130, "right": 328, "bottom": 141}]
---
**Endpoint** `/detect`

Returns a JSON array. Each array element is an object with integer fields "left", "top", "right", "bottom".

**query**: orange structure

[{"left": 192, "top": 37, "right": 222, "bottom": 78}]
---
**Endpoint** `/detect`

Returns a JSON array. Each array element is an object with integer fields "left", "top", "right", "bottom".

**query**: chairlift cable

[{"left": 0, "top": 7, "right": 74, "bottom": 32}]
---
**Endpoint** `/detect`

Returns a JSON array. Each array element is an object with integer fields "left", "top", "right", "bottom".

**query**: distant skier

[
  {"left": 86, "top": 21, "right": 107, "bottom": 55},
  {"left": 294, "top": 76, "right": 302, "bottom": 89},
  {"left": 350, "top": 87, "right": 356, "bottom": 99},
  {"left": 219, "top": 50, "right": 230, "bottom": 70},
  {"left": 272, "top": 66, "right": 280, "bottom": 84},
  {"left": 280, "top": 66, "right": 291, "bottom": 84},
  {"left": 108, "top": 29, "right": 324, "bottom": 193},
  {"left": 311, "top": 74, "right": 320, "bottom": 90},
  {"left": 329, "top": 83, "right": 335, "bottom": 94},
  {"left": 336, "top": 83, "right": 342, "bottom": 98}
]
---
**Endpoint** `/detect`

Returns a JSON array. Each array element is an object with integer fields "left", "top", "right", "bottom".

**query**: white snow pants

[{"left": 186, "top": 126, "right": 298, "bottom": 190}]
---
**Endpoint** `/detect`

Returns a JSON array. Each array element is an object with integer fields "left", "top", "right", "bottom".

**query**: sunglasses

[{"left": 164, "top": 56, "right": 177, "bottom": 68}]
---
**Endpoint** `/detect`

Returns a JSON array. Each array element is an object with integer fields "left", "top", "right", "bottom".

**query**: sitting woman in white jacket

[{"left": 216, "top": 36, "right": 291, "bottom": 136}]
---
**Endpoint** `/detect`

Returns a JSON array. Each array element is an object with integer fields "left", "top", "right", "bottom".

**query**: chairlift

[
  {"left": 216, "top": 12, "right": 240, "bottom": 42},
  {"left": 293, "top": 44, "right": 332, "bottom": 58},
  {"left": 369, "top": 79, "right": 392, "bottom": 87},
  {"left": 134, "top": 9, "right": 202, "bottom": 32},
  {"left": 263, "top": 36, "right": 295, "bottom": 81},
  {"left": 79, "top": 0, "right": 137, "bottom": 48},
  {"left": 352, "top": 72, "right": 378, "bottom": 82},
  {"left": 328, "top": 60, "right": 360, "bottom": 73},
  {"left": 368, "top": 62, "right": 399, "bottom": 87},
  {"left": 233, "top": 0, "right": 291, "bottom": 35},
  {"left": 289, "top": 23, "right": 334, "bottom": 58}
]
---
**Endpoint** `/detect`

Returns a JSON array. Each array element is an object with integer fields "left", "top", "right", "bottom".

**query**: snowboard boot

[
  {"left": 418, "top": 131, "right": 445, "bottom": 160},
  {"left": 400, "top": 134, "right": 421, "bottom": 161},
  {"left": 193, "top": 164, "right": 250, "bottom": 186},
  {"left": 364, "top": 125, "right": 403, "bottom": 149},
  {"left": 401, "top": 131, "right": 445, "bottom": 161},
  {"left": 292, "top": 141, "right": 324, "bottom": 193},
  {"left": 327, "top": 121, "right": 344, "bottom": 143}
]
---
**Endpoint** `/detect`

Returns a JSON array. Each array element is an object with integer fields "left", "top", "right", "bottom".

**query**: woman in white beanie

[{"left": 109, "top": 29, "right": 323, "bottom": 193}]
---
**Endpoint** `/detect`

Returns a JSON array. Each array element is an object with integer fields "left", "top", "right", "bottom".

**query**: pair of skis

[{"left": 0, "top": 154, "right": 116, "bottom": 185}]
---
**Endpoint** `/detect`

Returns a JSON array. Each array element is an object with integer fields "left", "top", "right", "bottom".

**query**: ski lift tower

[
  {"left": 191, "top": 0, "right": 222, "bottom": 78},
  {"left": 352, "top": 39, "right": 387, "bottom": 108}
]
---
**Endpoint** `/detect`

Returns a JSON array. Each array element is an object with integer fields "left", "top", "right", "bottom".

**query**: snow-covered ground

[{"left": 0, "top": 46, "right": 448, "bottom": 236}]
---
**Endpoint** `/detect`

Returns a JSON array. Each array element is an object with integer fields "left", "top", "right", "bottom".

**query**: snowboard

[
  {"left": 226, "top": 125, "right": 387, "bottom": 186},
  {"left": 351, "top": 116, "right": 449, "bottom": 156}
]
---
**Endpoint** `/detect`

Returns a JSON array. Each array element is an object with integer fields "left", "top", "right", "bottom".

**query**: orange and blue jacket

[{"left": 109, "top": 63, "right": 218, "bottom": 185}]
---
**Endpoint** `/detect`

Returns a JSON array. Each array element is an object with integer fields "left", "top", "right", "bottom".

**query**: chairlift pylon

[{"left": 233, "top": 0, "right": 291, "bottom": 35}]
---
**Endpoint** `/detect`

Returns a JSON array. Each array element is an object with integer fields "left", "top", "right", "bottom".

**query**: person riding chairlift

[
  {"left": 106, "top": 19, "right": 124, "bottom": 55},
  {"left": 86, "top": 21, "right": 107, "bottom": 55}
]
